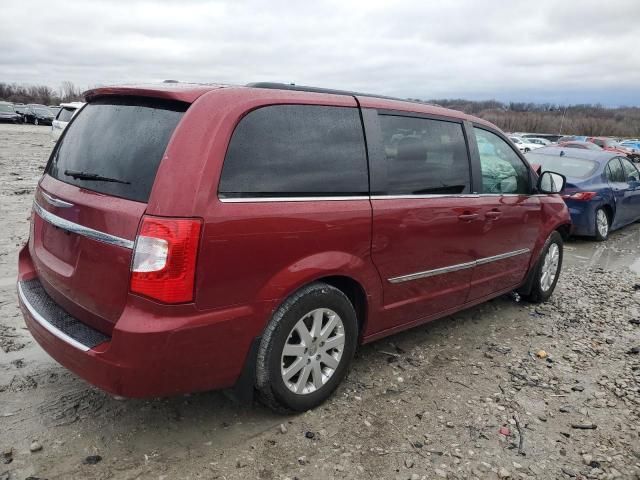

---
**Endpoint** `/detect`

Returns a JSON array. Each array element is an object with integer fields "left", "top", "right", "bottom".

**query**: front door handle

[
  {"left": 458, "top": 213, "right": 479, "bottom": 221},
  {"left": 485, "top": 210, "right": 502, "bottom": 220}
]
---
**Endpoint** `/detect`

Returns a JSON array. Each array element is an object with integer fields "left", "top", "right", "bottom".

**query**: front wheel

[
  {"left": 594, "top": 207, "right": 609, "bottom": 241},
  {"left": 256, "top": 282, "right": 358, "bottom": 412},
  {"left": 34, "top": 118, "right": 39, "bottom": 126},
  {"left": 523, "top": 231, "right": 563, "bottom": 303}
]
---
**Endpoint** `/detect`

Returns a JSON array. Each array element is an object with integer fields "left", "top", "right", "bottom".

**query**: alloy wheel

[
  {"left": 596, "top": 209, "right": 609, "bottom": 238},
  {"left": 280, "top": 308, "right": 345, "bottom": 395},
  {"left": 540, "top": 243, "right": 560, "bottom": 292}
]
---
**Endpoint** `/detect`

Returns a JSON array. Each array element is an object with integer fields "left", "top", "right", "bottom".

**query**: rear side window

[
  {"left": 605, "top": 158, "right": 625, "bottom": 183},
  {"left": 56, "top": 107, "right": 76, "bottom": 122},
  {"left": 219, "top": 105, "right": 367, "bottom": 198},
  {"left": 48, "top": 97, "right": 187, "bottom": 202},
  {"left": 378, "top": 114, "right": 470, "bottom": 195}
]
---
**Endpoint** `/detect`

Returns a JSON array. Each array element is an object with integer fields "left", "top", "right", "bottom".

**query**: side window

[
  {"left": 378, "top": 114, "right": 470, "bottom": 195},
  {"left": 474, "top": 128, "right": 530, "bottom": 194},
  {"left": 219, "top": 105, "right": 368, "bottom": 198},
  {"left": 606, "top": 158, "right": 625, "bottom": 183},
  {"left": 620, "top": 157, "right": 640, "bottom": 182}
]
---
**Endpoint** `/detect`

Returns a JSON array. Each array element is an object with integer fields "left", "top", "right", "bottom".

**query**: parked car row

[
  {"left": 0, "top": 101, "right": 84, "bottom": 131},
  {"left": 512, "top": 132, "right": 640, "bottom": 163}
]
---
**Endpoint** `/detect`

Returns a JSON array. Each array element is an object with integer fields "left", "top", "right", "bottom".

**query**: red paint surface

[{"left": 17, "top": 84, "right": 571, "bottom": 397}]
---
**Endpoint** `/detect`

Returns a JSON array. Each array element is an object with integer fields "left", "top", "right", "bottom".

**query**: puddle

[{"left": 564, "top": 222, "right": 640, "bottom": 276}]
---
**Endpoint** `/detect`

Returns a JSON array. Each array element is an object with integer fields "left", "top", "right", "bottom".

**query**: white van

[{"left": 51, "top": 102, "right": 85, "bottom": 140}]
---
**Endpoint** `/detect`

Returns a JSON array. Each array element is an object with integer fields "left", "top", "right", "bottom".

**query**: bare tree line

[
  {"left": 0, "top": 81, "right": 83, "bottom": 105},
  {"left": 421, "top": 99, "right": 640, "bottom": 138},
  {"left": 1, "top": 82, "right": 638, "bottom": 137}
]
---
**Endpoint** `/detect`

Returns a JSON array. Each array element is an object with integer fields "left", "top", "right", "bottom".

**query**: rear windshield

[
  {"left": 526, "top": 153, "right": 599, "bottom": 179},
  {"left": 47, "top": 97, "right": 187, "bottom": 202}
]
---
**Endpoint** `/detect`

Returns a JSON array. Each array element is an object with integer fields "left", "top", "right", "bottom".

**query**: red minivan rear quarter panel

[{"left": 145, "top": 88, "right": 382, "bottom": 319}]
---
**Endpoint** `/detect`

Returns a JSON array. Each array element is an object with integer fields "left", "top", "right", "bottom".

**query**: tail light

[
  {"left": 562, "top": 191, "right": 597, "bottom": 201},
  {"left": 130, "top": 216, "right": 202, "bottom": 303}
]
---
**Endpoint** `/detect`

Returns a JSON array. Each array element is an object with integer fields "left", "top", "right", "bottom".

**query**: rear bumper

[
  {"left": 18, "top": 245, "right": 270, "bottom": 398},
  {"left": 566, "top": 201, "right": 596, "bottom": 237}
]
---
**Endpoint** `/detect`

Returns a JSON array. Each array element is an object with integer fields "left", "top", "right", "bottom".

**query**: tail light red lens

[
  {"left": 561, "top": 191, "right": 597, "bottom": 201},
  {"left": 130, "top": 216, "right": 202, "bottom": 303}
]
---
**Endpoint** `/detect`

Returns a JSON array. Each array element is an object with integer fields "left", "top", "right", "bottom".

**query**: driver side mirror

[{"left": 537, "top": 171, "right": 566, "bottom": 194}]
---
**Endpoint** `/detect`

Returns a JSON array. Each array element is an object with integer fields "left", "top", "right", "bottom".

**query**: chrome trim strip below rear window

[
  {"left": 41, "top": 191, "right": 74, "bottom": 208},
  {"left": 219, "top": 196, "right": 370, "bottom": 203},
  {"left": 33, "top": 201, "right": 135, "bottom": 250}
]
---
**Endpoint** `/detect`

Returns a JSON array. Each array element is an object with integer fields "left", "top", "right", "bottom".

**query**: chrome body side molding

[{"left": 388, "top": 248, "right": 531, "bottom": 284}]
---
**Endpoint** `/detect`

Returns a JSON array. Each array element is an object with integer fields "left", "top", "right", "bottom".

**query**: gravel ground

[{"left": 1, "top": 123, "right": 639, "bottom": 480}]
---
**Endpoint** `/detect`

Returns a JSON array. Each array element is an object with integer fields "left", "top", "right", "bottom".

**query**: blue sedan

[{"left": 526, "top": 147, "right": 640, "bottom": 240}]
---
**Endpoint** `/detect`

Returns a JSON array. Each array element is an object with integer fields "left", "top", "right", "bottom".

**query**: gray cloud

[{"left": 2, "top": 0, "right": 639, "bottom": 105}]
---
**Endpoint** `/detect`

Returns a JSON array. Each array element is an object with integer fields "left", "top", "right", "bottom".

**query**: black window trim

[{"left": 469, "top": 123, "right": 536, "bottom": 195}]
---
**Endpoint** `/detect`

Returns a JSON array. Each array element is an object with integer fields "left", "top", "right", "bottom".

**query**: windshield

[
  {"left": 47, "top": 97, "right": 187, "bottom": 202},
  {"left": 34, "top": 108, "right": 53, "bottom": 115},
  {"left": 526, "top": 153, "right": 599, "bottom": 179},
  {"left": 510, "top": 137, "right": 522, "bottom": 144},
  {"left": 0, "top": 104, "right": 14, "bottom": 113}
]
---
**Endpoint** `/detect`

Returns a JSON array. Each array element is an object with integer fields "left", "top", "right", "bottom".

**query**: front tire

[
  {"left": 34, "top": 118, "right": 39, "bottom": 126},
  {"left": 524, "top": 231, "right": 563, "bottom": 303},
  {"left": 594, "top": 207, "right": 609, "bottom": 241},
  {"left": 256, "top": 282, "right": 358, "bottom": 412}
]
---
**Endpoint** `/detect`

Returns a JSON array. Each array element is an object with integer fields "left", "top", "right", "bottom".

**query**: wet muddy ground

[{"left": 1, "top": 124, "right": 639, "bottom": 480}]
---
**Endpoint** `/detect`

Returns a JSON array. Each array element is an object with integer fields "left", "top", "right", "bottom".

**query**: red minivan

[{"left": 17, "top": 82, "right": 571, "bottom": 411}]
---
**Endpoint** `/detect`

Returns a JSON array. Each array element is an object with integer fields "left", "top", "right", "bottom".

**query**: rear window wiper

[{"left": 64, "top": 169, "right": 131, "bottom": 185}]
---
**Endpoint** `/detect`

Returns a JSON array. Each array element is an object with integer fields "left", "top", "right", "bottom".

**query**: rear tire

[
  {"left": 256, "top": 282, "right": 358, "bottom": 412},
  {"left": 34, "top": 118, "right": 38, "bottom": 126},
  {"left": 594, "top": 207, "right": 609, "bottom": 241},
  {"left": 523, "top": 231, "right": 563, "bottom": 303}
]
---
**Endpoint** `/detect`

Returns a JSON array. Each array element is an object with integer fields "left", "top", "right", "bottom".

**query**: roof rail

[{"left": 245, "top": 82, "right": 439, "bottom": 107}]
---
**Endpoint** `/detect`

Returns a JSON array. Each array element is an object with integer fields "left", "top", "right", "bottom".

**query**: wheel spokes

[
  {"left": 295, "top": 320, "right": 313, "bottom": 346},
  {"left": 320, "top": 314, "right": 338, "bottom": 340},
  {"left": 322, "top": 333, "right": 345, "bottom": 352},
  {"left": 283, "top": 356, "right": 306, "bottom": 382},
  {"left": 294, "top": 363, "right": 313, "bottom": 393},
  {"left": 320, "top": 352, "right": 339, "bottom": 370},
  {"left": 283, "top": 344, "right": 306, "bottom": 357}
]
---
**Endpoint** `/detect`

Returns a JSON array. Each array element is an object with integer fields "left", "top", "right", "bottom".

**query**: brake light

[
  {"left": 562, "top": 191, "right": 597, "bottom": 201},
  {"left": 130, "top": 216, "right": 202, "bottom": 303}
]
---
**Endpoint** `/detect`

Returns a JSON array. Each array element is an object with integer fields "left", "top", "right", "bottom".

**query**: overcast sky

[{"left": 3, "top": 0, "right": 640, "bottom": 105}]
